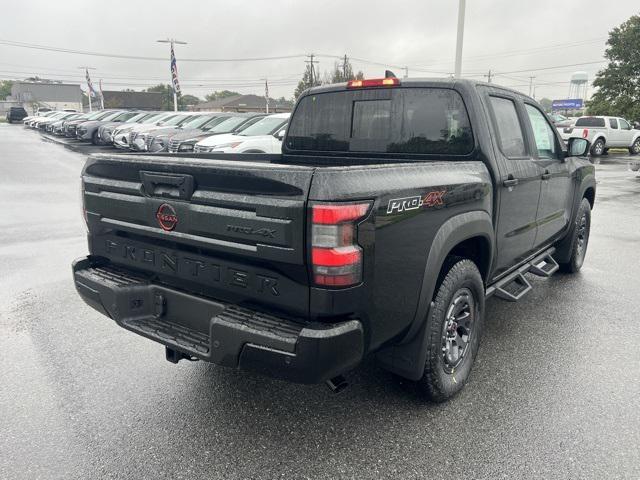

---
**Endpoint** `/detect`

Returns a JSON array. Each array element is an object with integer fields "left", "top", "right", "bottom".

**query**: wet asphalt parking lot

[{"left": 1, "top": 124, "right": 639, "bottom": 479}]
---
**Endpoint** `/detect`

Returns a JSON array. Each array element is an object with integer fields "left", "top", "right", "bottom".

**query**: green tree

[
  {"left": 179, "top": 94, "right": 201, "bottom": 109},
  {"left": 145, "top": 84, "right": 174, "bottom": 110},
  {"left": 294, "top": 64, "right": 322, "bottom": 99},
  {"left": 327, "top": 57, "right": 365, "bottom": 84},
  {"left": 539, "top": 97, "right": 553, "bottom": 112},
  {"left": 204, "top": 90, "right": 240, "bottom": 102},
  {"left": 586, "top": 14, "right": 640, "bottom": 121},
  {"left": 0, "top": 80, "right": 13, "bottom": 100}
]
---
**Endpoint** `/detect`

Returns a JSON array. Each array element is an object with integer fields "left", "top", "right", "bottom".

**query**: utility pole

[
  {"left": 157, "top": 38, "right": 187, "bottom": 111},
  {"left": 403, "top": 66, "right": 409, "bottom": 79},
  {"left": 454, "top": 0, "right": 466, "bottom": 78},
  {"left": 305, "top": 54, "right": 319, "bottom": 86},
  {"left": 485, "top": 69, "right": 492, "bottom": 83},
  {"left": 529, "top": 76, "right": 535, "bottom": 97},
  {"left": 78, "top": 66, "right": 96, "bottom": 112},
  {"left": 343, "top": 54, "right": 348, "bottom": 80}
]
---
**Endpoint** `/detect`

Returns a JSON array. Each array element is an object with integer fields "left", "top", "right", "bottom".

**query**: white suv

[
  {"left": 566, "top": 116, "right": 640, "bottom": 156},
  {"left": 194, "top": 113, "right": 290, "bottom": 154}
]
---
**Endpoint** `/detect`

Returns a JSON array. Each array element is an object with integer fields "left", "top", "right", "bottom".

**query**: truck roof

[{"left": 303, "top": 77, "right": 532, "bottom": 100}]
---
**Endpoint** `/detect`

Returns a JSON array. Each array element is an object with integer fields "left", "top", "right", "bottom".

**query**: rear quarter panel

[{"left": 309, "top": 161, "right": 492, "bottom": 351}]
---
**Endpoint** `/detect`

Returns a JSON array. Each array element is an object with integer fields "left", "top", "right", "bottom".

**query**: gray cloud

[{"left": 0, "top": 0, "right": 637, "bottom": 100}]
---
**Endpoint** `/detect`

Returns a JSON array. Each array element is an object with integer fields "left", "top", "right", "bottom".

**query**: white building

[{"left": 10, "top": 81, "right": 83, "bottom": 113}]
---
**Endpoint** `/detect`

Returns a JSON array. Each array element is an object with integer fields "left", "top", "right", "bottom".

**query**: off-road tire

[
  {"left": 558, "top": 198, "right": 591, "bottom": 273},
  {"left": 417, "top": 258, "right": 485, "bottom": 402},
  {"left": 629, "top": 138, "right": 640, "bottom": 155},
  {"left": 591, "top": 138, "right": 605, "bottom": 156}
]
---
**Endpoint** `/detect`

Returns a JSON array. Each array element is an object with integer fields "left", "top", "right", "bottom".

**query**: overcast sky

[{"left": 0, "top": 0, "right": 637, "bottom": 101}]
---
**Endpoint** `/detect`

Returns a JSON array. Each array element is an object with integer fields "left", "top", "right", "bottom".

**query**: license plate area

[{"left": 90, "top": 233, "right": 309, "bottom": 316}]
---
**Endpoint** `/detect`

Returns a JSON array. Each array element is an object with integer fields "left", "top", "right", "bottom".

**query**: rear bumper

[{"left": 72, "top": 256, "right": 364, "bottom": 383}]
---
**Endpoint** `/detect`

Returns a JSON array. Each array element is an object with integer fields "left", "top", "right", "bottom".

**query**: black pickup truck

[{"left": 73, "top": 78, "right": 595, "bottom": 401}]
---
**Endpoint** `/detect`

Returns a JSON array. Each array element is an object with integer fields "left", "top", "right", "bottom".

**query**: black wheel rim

[
  {"left": 576, "top": 212, "right": 588, "bottom": 261},
  {"left": 441, "top": 288, "right": 475, "bottom": 373}
]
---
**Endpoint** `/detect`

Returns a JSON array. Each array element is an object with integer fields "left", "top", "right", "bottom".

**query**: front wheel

[
  {"left": 417, "top": 258, "right": 485, "bottom": 402},
  {"left": 591, "top": 138, "right": 605, "bottom": 156},
  {"left": 629, "top": 138, "right": 640, "bottom": 155},
  {"left": 558, "top": 198, "right": 591, "bottom": 273},
  {"left": 91, "top": 131, "right": 99, "bottom": 145}
]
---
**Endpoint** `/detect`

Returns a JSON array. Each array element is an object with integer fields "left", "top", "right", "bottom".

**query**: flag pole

[
  {"left": 172, "top": 41, "right": 178, "bottom": 112},
  {"left": 157, "top": 38, "right": 187, "bottom": 111},
  {"left": 79, "top": 66, "right": 96, "bottom": 112},
  {"left": 99, "top": 79, "right": 105, "bottom": 109}
]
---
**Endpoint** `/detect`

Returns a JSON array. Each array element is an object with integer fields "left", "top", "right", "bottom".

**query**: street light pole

[
  {"left": 157, "top": 38, "right": 187, "bottom": 111},
  {"left": 454, "top": 0, "right": 466, "bottom": 78}
]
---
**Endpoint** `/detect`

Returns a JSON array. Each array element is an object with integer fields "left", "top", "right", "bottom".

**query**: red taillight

[
  {"left": 310, "top": 202, "right": 371, "bottom": 287},
  {"left": 582, "top": 129, "right": 589, "bottom": 139},
  {"left": 347, "top": 78, "right": 400, "bottom": 88},
  {"left": 312, "top": 203, "right": 370, "bottom": 224}
]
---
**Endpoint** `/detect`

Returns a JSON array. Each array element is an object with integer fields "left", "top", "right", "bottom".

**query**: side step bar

[
  {"left": 486, "top": 248, "right": 558, "bottom": 302},
  {"left": 529, "top": 252, "right": 559, "bottom": 277},
  {"left": 493, "top": 272, "right": 532, "bottom": 302}
]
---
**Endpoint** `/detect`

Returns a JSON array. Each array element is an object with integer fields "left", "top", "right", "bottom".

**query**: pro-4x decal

[{"left": 387, "top": 189, "right": 446, "bottom": 214}]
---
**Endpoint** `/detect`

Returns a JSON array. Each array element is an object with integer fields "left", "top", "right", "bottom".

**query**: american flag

[
  {"left": 170, "top": 44, "right": 181, "bottom": 95},
  {"left": 85, "top": 68, "right": 97, "bottom": 98}
]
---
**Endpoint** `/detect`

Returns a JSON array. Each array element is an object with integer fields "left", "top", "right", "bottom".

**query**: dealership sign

[{"left": 552, "top": 99, "right": 584, "bottom": 110}]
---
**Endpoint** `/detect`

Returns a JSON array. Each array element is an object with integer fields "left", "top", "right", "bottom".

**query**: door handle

[
  {"left": 503, "top": 175, "right": 519, "bottom": 187},
  {"left": 541, "top": 170, "right": 551, "bottom": 180}
]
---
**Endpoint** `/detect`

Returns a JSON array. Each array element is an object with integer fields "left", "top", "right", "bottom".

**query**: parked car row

[{"left": 21, "top": 107, "right": 290, "bottom": 154}]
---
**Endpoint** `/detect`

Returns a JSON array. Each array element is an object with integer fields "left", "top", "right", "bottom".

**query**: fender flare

[
  {"left": 554, "top": 176, "right": 596, "bottom": 263},
  {"left": 375, "top": 210, "right": 494, "bottom": 381}
]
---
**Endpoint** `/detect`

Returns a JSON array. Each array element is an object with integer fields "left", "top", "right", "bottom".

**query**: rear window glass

[
  {"left": 575, "top": 117, "right": 605, "bottom": 127},
  {"left": 490, "top": 96, "right": 526, "bottom": 158},
  {"left": 286, "top": 87, "right": 473, "bottom": 155}
]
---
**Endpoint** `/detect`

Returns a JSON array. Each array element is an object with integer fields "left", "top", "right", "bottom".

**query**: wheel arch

[
  {"left": 583, "top": 186, "right": 595, "bottom": 208},
  {"left": 375, "top": 210, "right": 494, "bottom": 381}
]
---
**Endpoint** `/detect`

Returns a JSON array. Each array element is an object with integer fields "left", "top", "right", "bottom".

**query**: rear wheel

[
  {"left": 591, "top": 138, "right": 605, "bottom": 156},
  {"left": 558, "top": 198, "right": 591, "bottom": 273},
  {"left": 417, "top": 258, "right": 484, "bottom": 402},
  {"left": 629, "top": 138, "right": 640, "bottom": 155}
]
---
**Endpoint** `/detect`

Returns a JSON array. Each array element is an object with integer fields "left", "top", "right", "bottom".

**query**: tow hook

[
  {"left": 165, "top": 347, "right": 198, "bottom": 364},
  {"left": 326, "top": 375, "right": 349, "bottom": 394}
]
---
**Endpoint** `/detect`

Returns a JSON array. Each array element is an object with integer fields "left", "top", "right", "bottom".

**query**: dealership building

[
  {"left": 191, "top": 94, "right": 292, "bottom": 113},
  {"left": 9, "top": 81, "right": 83, "bottom": 113}
]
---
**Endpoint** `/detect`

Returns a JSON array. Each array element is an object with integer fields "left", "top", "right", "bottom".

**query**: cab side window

[
  {"left": 525, "top": 104, "right": 559, "bottom": 159},
  {"left": 609, "top": 118, "right": 618, "bottom": 129},
  {"left": 489, "top": 96, "right": 527, "bottom": 158},
  {"left": 619, "top": 118, "right": 631, "bottom": 130}
]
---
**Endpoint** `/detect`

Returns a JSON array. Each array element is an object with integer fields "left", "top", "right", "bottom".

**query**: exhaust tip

[{"left": 326, "top": 375, "right": 349, "bottom": 394}]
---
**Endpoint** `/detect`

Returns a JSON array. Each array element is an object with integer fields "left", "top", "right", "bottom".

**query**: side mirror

[
  {"left": 274, "top": 129, "right": 286, "bottom": 141},
  {"left": 566, "top": 137, "right": 590, "bottom": 157}
]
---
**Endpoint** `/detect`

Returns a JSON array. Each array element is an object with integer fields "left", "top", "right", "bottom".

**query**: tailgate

[{"left": 82, "top": 154, "right": 315, "bottom": 316}]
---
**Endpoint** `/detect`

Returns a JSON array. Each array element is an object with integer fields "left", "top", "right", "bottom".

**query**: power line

[
  {"left": 409, "top": 37, "right": 607, "bottom": 68},
  {"left": 0, "top": 39, "right": 307, "bottom": 63},
  {"left": 0, "top": 62, "right": 302, "bottom": 80},
  {"left": 497, "top": 60, "right": 606, "bottom": 75}
]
